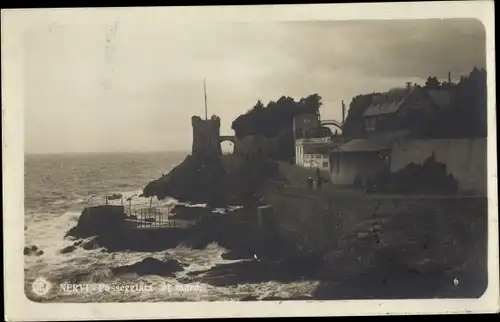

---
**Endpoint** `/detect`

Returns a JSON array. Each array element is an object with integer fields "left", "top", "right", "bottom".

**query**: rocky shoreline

[
  {"left": 25, "top": 152, "right": 488, "bottom": 301},
  {"left": 53, "top": 198, "right": 487, "bottom": 300}
]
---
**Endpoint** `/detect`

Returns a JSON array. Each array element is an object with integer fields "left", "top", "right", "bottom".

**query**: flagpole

[{"left": 204, "top": 79, "right": 208, "bottom": 120}]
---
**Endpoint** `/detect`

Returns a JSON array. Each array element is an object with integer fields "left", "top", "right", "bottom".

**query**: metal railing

[
  {"left": 85, "top": 193, "right": 192, "bottom": 229},
  {"left": 129, "top": 207, "right": 178, "bottom": 229},
  {"left": 86, "top": 194, "right": 127, "bottom": 207}
]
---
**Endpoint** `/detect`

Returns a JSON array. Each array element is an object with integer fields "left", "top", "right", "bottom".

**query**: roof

[
  {"left": 363, "top": 87, "right": 416, "bottom": 117},
  {"left": 304, "top": 144, "right": 337, "bottom": 155},
  {"left": 331, "top": 130, "right": 409, "bottom": 153},
  {"left": 426, "top": 89, "right": 451, "bottom": 110},
  {"left": 330, "top": 138, "right": 389, "bottom": 152}
]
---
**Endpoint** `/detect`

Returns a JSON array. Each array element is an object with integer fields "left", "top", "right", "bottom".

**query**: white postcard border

[{"left": 2, "top": 1, "right": 498, "bottom": 320}]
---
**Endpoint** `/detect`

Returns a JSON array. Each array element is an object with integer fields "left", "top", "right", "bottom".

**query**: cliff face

[
  {"left": 143, "top": 153, "right": 281, "bottom": 207},
  {"left": 143, "top": 154, "right": 231, "bottom": 206}
]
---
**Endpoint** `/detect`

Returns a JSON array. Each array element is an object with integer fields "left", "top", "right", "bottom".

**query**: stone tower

[{"left": 191, "top": 115, "right": 222, "bottom": 157}]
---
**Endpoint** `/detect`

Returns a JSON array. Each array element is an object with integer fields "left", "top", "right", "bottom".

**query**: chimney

[
  {"left": 448, "top": 71, "right": 451, "bottom": 83},
  {"left": 406, "top": 82, "right": 412, "bottom": 90}
]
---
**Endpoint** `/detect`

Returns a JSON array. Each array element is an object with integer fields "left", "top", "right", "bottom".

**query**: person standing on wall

[
  {"left": 316, "top": 168, "right": 322, "bottom": 189},
  {"left": 307, "top": 176, "right": 313, "bottom": 189}
]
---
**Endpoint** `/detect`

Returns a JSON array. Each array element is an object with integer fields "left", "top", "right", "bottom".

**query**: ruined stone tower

[{"left": 191, "top": 115, "right": 222, "bottom": 157}]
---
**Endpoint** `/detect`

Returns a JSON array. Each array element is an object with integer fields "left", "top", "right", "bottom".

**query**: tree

[
  {"left": 231, "top": 93, "right": 324, "bottom": 161},
  {"left": 342, "top": 93, "right": 379, "bottom": 138},
  {"left": 425, "top": 76, "right": 441, "bottom": 90},
  {"left": 253, "top": 100, "right": 264, "bottom": 110},
  {"left": 298, "top": 93, "right": 323, "bottom": 115},
  {"left": 416, "top": 67, "right": 486, "bottom": 138}
]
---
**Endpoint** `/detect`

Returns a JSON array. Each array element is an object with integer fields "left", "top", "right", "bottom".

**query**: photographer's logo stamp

[{"left": 31, "top": 277, "right": 52, "bottom": 296}]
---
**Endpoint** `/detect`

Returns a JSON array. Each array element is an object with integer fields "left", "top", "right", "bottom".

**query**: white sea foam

[{"left": 25, "top": 181, "right": 317, "bottom": 302}]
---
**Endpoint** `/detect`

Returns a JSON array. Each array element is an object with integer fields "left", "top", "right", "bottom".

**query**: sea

[{"left": 24, "top": 152, "right": 318, "bottom": 302}]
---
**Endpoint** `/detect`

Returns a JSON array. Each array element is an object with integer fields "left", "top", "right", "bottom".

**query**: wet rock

[
  {"left": 82, "top": 239, "right": 100, "bottom": 250},
  {"left": 170, "top": 205, "right": 211, "bottom": 221},
  {"left": 60, "top": 245, "right": 77, "bottom": 254},
  {"left": 240, "top": 295, "right": 258, "bottom": 301},
  {"left": 73, "top": 240, "right": 84, "bottom": 246},
  {"left": 65, "top": 205, "right": 127, "bottom": 239},
  {"left": 188, "top": 254, "right": 321, "bottom": 287},
  {"left": 221, "top": 250, "right": 254, "bottom": 260},
  {"left": 67, "top": 269, "right": 113, "bottom": 284},
  {"left": 67, "top": 272, "right": 90, "bottom": 284},
  {"left": 73, "top": 226, "right": 198, "bottom": 253},
  {"left": 177, "top": 276, "right": 193, "bottom": 284},
  {"left": 111, "top": 257, "right": 184, "bottom": 277},
  {"left": 24, "top": 245, "right": 43, "bottom": 256}
]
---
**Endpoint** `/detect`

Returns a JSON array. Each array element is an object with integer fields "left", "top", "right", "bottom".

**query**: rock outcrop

[
  {"left": 184, "top": 253, "right": 323, "bottom": 287},
  {"left": 63, "top": 203, "right": 281, "bottom": 256},
  {"left": 142, "top": 154, "right": 233, "bottom": 207},
  {"left": 221, "top": 250, "right": 255, "bottom": 260},
  {"left": 60, "top": 245, "right": 77, "bottom": 254},
  {"left": 143, "top": 153, "right": 280, "bottom": 208},
  {"left": 65, "top": 205, "right": 127, "bottom": 239},
  {"left": 170, "top": 204, "right": 211, "bottom": 221},
  {"left": 24, "top": 245, "right": 43, "bottom": 256},
  {"left": 111, "top": 257, "right": 184, "bottom": 277}
]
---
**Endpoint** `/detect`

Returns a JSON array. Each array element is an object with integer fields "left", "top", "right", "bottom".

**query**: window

[{"left": 365, "top": 117, "right": 376, "bottom": 131}]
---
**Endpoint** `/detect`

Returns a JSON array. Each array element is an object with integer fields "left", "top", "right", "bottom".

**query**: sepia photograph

[{"left": 2, "top": 2, "right": 498, "bottom": 320}]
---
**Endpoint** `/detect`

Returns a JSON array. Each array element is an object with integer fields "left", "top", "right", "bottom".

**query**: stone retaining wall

[{"left": 265, "top": 188, "right": 487, "bottom": 282}]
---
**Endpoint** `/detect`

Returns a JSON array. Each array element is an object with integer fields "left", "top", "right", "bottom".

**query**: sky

[{"left": 24, "top": 18, "right": 486, "bottom": 154}]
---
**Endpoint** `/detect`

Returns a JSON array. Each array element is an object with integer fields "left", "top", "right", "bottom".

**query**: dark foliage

[
  {"left": 231, "top": 94, "right": 323, "bottom": 161},
  {"left": 425, "top": 76, "right": 441, "bottom": 90},
  {"left": 342, "top": 92, "right": 380, "bottom": 138},
  {"left": 418, "top": 67, "right": 487, "bottom": 138},
  {"left": 366, "top": 153, "right": 459, "bottom": 195},
  {"left": 343, "top": 68, "right": 487, "bottom": 139}
]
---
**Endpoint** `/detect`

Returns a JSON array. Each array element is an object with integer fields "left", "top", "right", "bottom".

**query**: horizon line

[{"left": 24, "top": 150, "right": 192, "bottom": 156}]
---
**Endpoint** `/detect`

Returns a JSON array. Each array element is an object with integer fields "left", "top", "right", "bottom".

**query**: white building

[
  {"left": 293, "top": 113, "right": 345, "bottom": 173},
  {"left": 295, "top": 137, "right": 335, "bottom": 171}
]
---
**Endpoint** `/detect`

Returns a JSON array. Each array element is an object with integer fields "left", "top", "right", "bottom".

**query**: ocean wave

[{"left": 24, "top": 178, "right": 314, "bottom": 302}]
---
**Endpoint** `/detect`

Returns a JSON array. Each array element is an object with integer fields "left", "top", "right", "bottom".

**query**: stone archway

[{"left": 220, "top": 136, "right": 235, "bottom": 155}]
